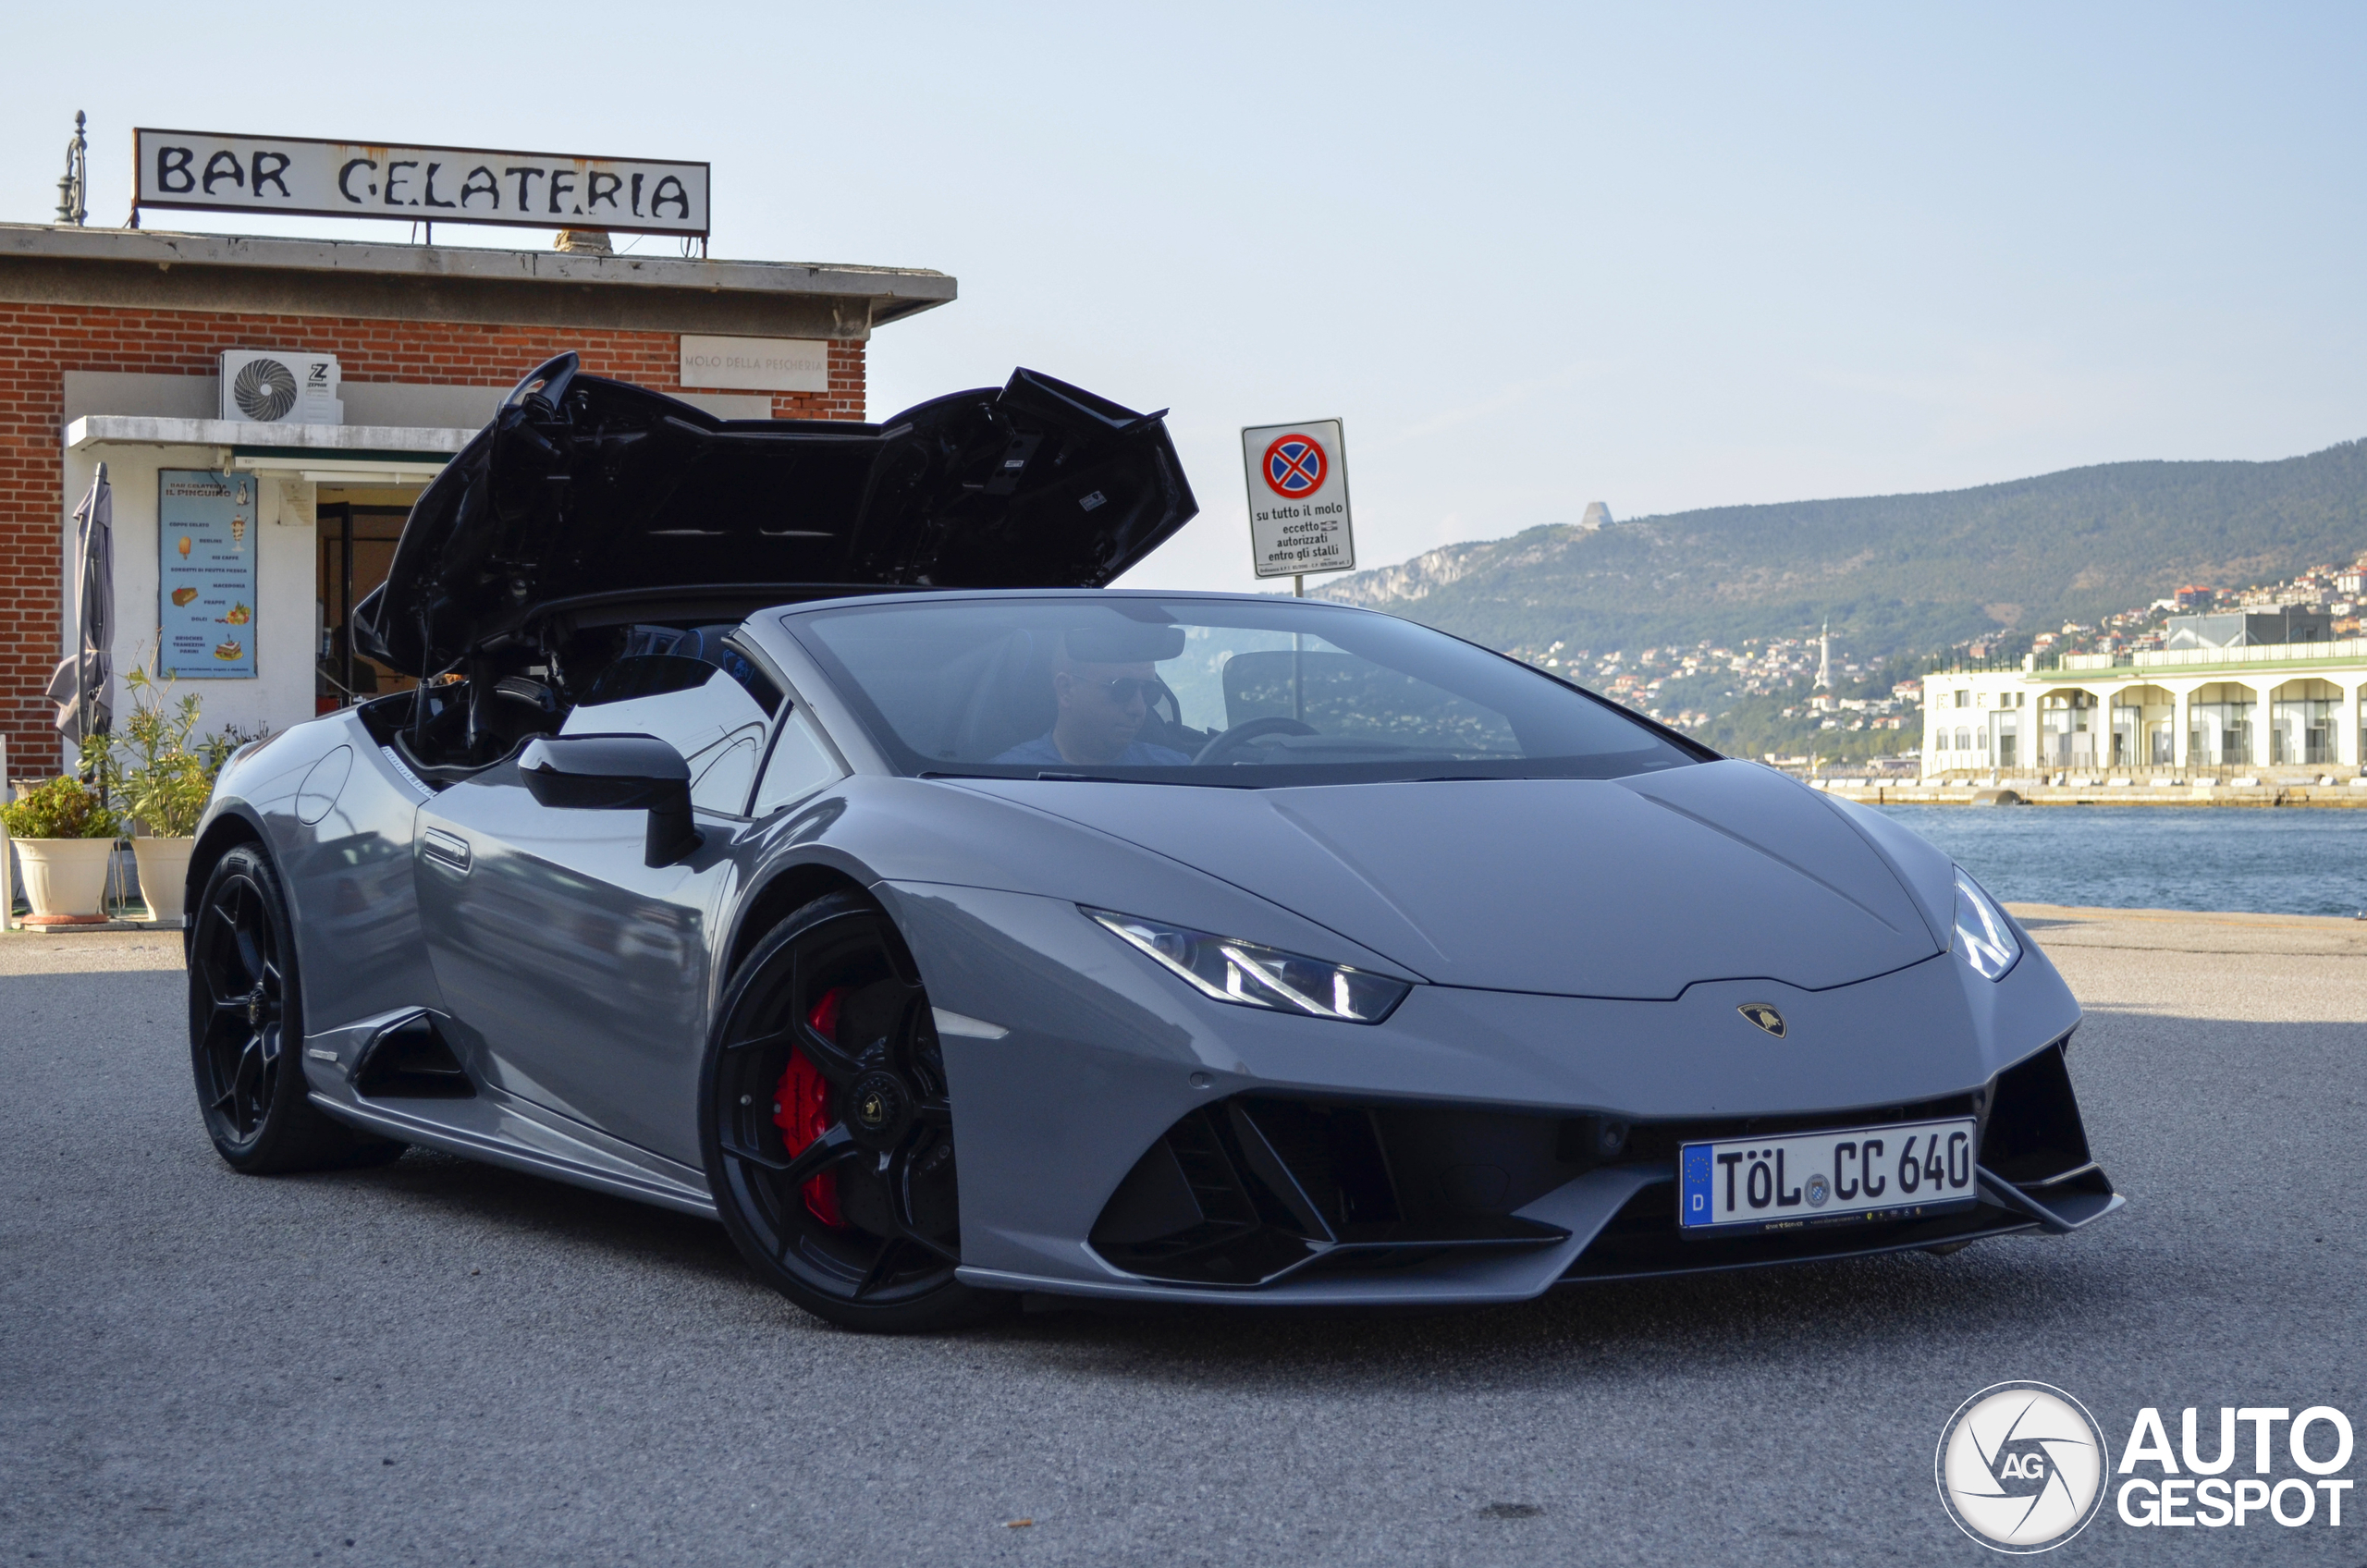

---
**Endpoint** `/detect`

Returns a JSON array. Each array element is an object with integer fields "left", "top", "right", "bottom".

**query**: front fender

[{"left": 192, "top": 712, "right": 440, "bottom": 1036}]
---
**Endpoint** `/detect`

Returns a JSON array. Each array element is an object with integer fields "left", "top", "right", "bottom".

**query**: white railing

[
  {"left": 2031, "top": 640, "right": 2367, "bottom": 676},
  {"left": 2129, "top": 638, "right": 2367, "bottom": 669}
]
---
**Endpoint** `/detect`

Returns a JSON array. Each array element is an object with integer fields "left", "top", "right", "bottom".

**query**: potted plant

[
  {"left": 98, "top": 652, "right": 238, "bottom": 925},
  {"left": 2, "top": 776, "right": 121, "bottom": 925}
]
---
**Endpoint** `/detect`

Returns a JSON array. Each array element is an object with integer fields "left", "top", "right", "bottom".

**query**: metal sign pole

[{"left": 1291, "top": 577, "right": 1304, "bottom": 716}]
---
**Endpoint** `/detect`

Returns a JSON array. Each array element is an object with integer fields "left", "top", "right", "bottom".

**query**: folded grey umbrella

[{"left": 46, "top": 462, "right": 113, "bottom": 746}]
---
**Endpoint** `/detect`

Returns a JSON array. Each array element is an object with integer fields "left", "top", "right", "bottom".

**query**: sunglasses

[{"left": 1075, "top": 676, "right": 1158, "bottom": 703}]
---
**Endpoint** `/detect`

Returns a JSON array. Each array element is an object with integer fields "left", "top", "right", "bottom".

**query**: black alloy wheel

[
  {"left": 702, "top": 892, "right": 1009, "bottom": 1333},
  {"left": 188, "top": 844, "right": 403, "bottom": 1173}
]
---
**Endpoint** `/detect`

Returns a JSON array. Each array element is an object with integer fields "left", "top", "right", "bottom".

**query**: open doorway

[{"left": 316, "top": 491, "right": 417, "bottom": 712}]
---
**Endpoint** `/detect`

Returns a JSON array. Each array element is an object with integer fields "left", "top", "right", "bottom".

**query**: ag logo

[
  {"left": 1936, "top": 1382, "right": 2110, "bottom": 1552},
  {"left": 1737, "top": 1003, "right": 1786, "bottom": 1037}
]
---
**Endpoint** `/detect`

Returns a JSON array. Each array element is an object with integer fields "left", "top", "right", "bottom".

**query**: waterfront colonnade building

[{"left": 1922, "top": 639, "right": 2367, "bottom": 779}]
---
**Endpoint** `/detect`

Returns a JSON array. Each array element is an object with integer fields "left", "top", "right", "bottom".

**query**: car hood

[
  {"left": 354, "top": 354, "right": 1197, "bottom": 676},
  {"left": 951, "top": 760, "right": 1944, "bottom": 998}
]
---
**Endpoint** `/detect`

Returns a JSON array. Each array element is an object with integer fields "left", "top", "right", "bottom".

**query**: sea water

[{"left": 1872, "top": 805, "right": 2367, "bottom": 918}]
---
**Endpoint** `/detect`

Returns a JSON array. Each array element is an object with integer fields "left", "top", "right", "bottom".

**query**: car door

[{"left": 411, "top": 654, "right": 777, "bottom": 1166}]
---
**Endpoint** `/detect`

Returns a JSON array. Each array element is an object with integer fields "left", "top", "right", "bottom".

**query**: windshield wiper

[
  {"left": 922, "top": 767, "right": 1202, "bottom": 785},
  {"left": 1035, "top": 769, "right": 1203, "bottom": 783}
]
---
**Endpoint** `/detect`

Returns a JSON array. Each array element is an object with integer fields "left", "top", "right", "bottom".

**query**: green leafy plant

[
  {"left": 1, "top": 776, "right": 120, "bottom": 839},
  {"left": 201, "top": 721, "right": 271, "bottom": 777},
  {"left": 79, "top": 646, "right": 262, "bottom": 838},
  {"left": 117, "top": 750, "right": 215, "bottom": 839}
]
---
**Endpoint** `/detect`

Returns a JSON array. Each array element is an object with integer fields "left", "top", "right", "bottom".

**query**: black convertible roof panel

[{"left": 353, "top": 352, "right": 1199, "bottom": 675}]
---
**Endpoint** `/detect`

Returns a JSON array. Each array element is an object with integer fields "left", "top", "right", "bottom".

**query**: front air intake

[
  {"left": 1977, "top": 1042, "right": 2091, "bottom": 1185},
  {"left": 1089, "top": 1097, "right": 1571, "bottom": 1288}
]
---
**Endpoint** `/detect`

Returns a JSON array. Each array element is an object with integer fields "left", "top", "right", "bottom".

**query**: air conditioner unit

[{"left": 219, "top": 349, "right": 343, "bottom": 426}]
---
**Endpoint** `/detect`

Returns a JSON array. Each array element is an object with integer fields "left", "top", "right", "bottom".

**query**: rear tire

[
  {"left": 188, "top": 844, "right": 405, "bottom": 1174},
  {"left": 701, "top": 892, "right": 1012, "bottom": 1333}
]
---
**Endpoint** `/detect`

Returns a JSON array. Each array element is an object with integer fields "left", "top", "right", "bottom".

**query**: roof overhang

[
  {"left": 1, "top": 223, "right": 954, "bottom": 338},
  {"left": 63, "top": 415, "right": 466, "bottom": 484}
]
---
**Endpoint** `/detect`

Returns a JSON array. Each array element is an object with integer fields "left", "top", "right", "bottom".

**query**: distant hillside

[{"left": 1315, "top": 438, "right": 2367, "bottom": 657}]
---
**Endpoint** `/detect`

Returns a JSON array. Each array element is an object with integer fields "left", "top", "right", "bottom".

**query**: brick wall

[{"left": 0, "top": 304, "right": 865, "bottom": 774}]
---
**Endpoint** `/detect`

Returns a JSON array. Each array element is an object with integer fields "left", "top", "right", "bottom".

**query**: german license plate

[{"left": 1677, "top": 1117, "right": 1979, "bottom": 1234}]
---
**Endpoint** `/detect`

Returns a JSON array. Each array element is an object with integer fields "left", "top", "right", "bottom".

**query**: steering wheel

[{"left": 1192, "top": 717, "right": 1318, "bottom": 766}]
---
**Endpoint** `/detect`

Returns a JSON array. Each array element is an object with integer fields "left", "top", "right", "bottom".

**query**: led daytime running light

[
  {"left": 1952, "top": 866, "right": 2021, "bottom": 981},
  {"left": 1085, "top": 908, "right": 1410, "bottom": 1024}
]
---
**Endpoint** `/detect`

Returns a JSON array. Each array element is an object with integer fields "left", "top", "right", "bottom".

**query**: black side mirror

[{"left": 518, "top": 734, "right": 701, "bottom": 867}]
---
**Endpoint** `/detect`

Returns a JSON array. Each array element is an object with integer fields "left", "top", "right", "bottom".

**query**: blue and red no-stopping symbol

[{"left": 1261, "top": 434, "right": 1327, "bottom": 498}]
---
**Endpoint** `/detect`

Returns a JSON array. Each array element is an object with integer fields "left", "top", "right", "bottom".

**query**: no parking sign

[{"left": 1241, "top": 419, "right": 1354, "bottom": 582}]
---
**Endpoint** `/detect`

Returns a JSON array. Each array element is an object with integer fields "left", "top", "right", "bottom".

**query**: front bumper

[
  {"left": 959, "top": 1047, "right": 2119, "bottom": 1306},
  {"left": 886, "top": 881, "right": 2113, "bottom": 1306}
]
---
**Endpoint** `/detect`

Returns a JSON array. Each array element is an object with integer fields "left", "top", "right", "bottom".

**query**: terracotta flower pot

[
  {"left": 130, "top": 836, "right": 197, "bottom": 924},
  {"left": 13, "top": 837, "right": 117, "bottom": 924}
]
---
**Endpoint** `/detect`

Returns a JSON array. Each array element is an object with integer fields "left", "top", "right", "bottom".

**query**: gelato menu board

[{"left": 158, "top": 470, "right": 258, "bottom": 678}]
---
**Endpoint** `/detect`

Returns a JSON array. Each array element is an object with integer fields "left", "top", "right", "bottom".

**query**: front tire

[
  {"left": 188, "top": 843, "right": 404, "bottom": 1173},
  {"left": 700, "top": 892, "right": 1011, "bottom": 1333}
]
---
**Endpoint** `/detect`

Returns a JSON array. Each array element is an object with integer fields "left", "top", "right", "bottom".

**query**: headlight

[
  {"left": 1952, "top": 866, "right": 2021, "bottom": 981},
  {"left": 1084, "top": 908, "right": 1411, "bottom": 1023}
]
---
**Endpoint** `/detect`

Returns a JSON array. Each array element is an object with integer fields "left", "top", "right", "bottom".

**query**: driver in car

[{"left": 995, "top": 624, "right": 1192, "bottom": 767}]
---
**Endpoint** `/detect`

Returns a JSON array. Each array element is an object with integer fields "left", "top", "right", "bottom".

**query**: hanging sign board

[
  {"left": 158, "top": 470, "right": 258, "bottom": 680},
  {"left": 132, "top": 129, "right": 709, "bottom": 237},
  {"left": 1241, "top": 420, "right": 1355, "bottom": 580}
]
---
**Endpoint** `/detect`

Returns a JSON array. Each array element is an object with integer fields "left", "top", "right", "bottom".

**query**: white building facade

[{"left": 1922, "top": 641, "right": 2367, "bottom": 779}]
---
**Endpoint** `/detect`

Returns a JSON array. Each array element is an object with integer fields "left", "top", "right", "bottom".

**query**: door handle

[{"left": 422, "top": 827, "right": 472, "bottom": 872}]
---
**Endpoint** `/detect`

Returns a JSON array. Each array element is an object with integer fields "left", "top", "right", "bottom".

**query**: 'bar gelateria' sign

[{"left": 132, "top": 129, "right": 709, "bottom": 237}]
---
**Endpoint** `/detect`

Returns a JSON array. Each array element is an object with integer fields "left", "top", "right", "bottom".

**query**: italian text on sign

[
  {"left": 132, "top": 129, "right": 709, "bottom": 237},
  {"left": 1242, "top": 420, "right": 1354, "bottom": 580}
]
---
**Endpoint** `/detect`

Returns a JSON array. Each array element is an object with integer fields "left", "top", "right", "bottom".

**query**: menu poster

[{"left": 158, "top": 470, "right": 257, "bottom": 679}]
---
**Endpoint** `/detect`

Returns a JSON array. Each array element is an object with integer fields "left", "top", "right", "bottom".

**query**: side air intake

[{"left": 351, "top": 1011, "right": 475, "bottom": 1099}]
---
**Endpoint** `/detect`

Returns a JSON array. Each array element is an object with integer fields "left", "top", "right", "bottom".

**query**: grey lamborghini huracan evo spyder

[{"left": 183, "top": 354, "right": 2120, "bottom": 1331}]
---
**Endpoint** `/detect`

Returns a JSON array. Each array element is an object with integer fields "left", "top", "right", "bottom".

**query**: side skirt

[{"left": 309, "top": 1090, "right": 718, "bottom": 1219}]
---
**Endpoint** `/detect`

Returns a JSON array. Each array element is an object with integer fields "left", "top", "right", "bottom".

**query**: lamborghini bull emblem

[{"left": 1738, "top": 1003, "right": 1787, "bottom": 1038}]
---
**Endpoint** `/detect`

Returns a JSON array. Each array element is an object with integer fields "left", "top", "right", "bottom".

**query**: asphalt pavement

[{"left": 3, "top": 909, "right": 2362, "bottom": 1566}]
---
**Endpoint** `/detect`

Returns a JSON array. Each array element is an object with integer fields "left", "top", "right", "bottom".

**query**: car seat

[{"left": 934, "top": 630, "right": 1057, "bottom": 761}]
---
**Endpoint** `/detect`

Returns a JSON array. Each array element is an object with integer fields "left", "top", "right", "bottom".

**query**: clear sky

[{"left": 5, "top": 3, "right": 2361, "bottom": 593}]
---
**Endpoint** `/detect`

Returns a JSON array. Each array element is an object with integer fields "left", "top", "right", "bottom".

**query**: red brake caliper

[{"left": 772, "top": 987, "right": 845, "bottom": 1226}]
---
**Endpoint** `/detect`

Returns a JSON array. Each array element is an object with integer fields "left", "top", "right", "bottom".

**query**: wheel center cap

[
  {"left": 247, "top": 991, "right": 266, "bottom": 1026},
  {"left": 845, "top": 1070, "right": 909, "bottom": 1149}
]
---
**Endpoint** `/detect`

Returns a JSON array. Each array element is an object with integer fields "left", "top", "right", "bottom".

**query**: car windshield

[{"left": 786, "top": 596, "right": 1702, "bottom": 786}]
